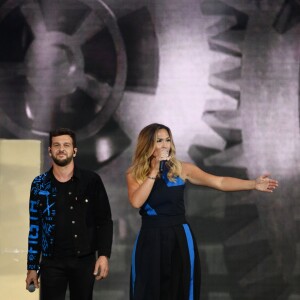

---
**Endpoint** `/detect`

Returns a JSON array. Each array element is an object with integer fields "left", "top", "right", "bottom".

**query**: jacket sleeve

[
  {"left": 27, "top": 178, "right": 42, "bottom": 270},
  {"left": 92, "top": 174, "right": 113, "bottom": 258}
]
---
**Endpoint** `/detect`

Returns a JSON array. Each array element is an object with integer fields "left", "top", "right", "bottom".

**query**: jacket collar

[{"left": 47, "top": 165, "right": 81, "bottom": 181}]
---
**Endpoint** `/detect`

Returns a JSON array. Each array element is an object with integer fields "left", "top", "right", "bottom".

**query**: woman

[{"left": 126, "top": 123, "right": 278, "bottom": 300}]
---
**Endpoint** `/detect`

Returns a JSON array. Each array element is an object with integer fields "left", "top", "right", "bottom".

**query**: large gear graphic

[
  {"left": 186, "top": 1, "right": 300, "bottom": 299},
  {"left": 0, "top": 0, "right": 159, "bottom": 170},
  {"left": 0, "top": 0, "right": 127, "bottom": 139}
]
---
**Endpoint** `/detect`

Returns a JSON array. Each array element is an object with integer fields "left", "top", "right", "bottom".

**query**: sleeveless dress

[{"left": 130, "top": 170, "right": 201, "bottom": 300}]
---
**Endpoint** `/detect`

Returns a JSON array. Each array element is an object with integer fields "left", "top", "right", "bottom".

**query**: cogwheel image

[
  {"left": 0, "top": 0, "right": 132, "bottom": 170},
  {"left": 0, "top": 0, "right": 158, "bottom": 172},
  {"left": 186, "top": 1, "right": 300, "bottom": 299}
]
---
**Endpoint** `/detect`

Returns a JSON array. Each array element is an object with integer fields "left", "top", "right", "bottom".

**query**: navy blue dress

[{"left": 130, "top": 170, "right": 201, "bottom": 300}]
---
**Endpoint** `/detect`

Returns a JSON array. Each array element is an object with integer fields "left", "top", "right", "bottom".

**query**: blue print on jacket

[
  {"left": 28, "top": 172, "right": 56, "bottom": 268},
  {"left": 28, "top": 199, "right": 39, "bottom": 262}
]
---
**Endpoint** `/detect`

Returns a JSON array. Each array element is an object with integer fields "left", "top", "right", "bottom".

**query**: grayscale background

[{"left": 0, "top": 0, "right": 300, "bottom": 299}]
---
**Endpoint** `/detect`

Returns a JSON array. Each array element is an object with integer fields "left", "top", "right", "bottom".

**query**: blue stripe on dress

[
  {"left": 131, "top": 231, "right": 140, "bottom": 296},
  {"left": 183, "top": 224, "right": 195, "bottom": 300},
  {"left": 144, "top": 203, "right": 157, "bottom": 215}
]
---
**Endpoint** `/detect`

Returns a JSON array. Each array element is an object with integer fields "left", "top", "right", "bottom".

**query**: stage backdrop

[
  {"left": 0, "top": 0, "right": 300, "bottom": 299},
  {"left": 0, "top": 140, "right": 41, "bottom": 299}
]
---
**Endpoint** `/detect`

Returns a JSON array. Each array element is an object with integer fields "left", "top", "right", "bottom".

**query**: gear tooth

[
  {"left": 209, "top": 76, "right": 240, "bottom": 100},
  {"left": 200, "top": 244, "right": 228, "bottom": 280},
  {"left": 211, "top": 127, "right": 241, "bottom": 144},
  {"left": 194, "top": 127, "right": 227, "bottom": 151},
  {"left": 221, "top": 0, "right": 279, "bottom": 11},
  {"left": 206, "top": 15, "right": 237, "bottom": 36},
  {"left": 208, "top": 59, "right": 242, "bottom": 101},
  {"left": 201, "top": 0, "right": 249, "bottom": 28},
  {"left": 227, "top": 191, "right": 257, "bottom": 206},
  {"left": 189, "top": 144, "right": 221, "bottom": 166},
  {"left": 238, "top": 255, "right": 284, "bottom": 286},
  {"left": 204, "top": 144, "right": 246, "bottom": 167},
  {"left": 204, "top": 15, "right": 225, "bottom": 29},
  {"left": 225, "top": 219, "right": 268, "bottom": 247},
  {"left": 204, "top": 84, "right": 226, "bottom": 101},
  {"left": 205, "top": 59, "right": 242, "bottom": 96},
  {"left": 204, "top": 96, "right": 238, "bottom": 112},
  {"left": 203, "top": 110, "right": 241, "bottom": 130},
  {"left": 206, "top": 110, "right": 242, "bottom": 129},
  {"left": 226, "top": 242, "right": 284, "bottom": 283},
  {"left": 222, "top": 203, "right": 260, "bottom": 236},
  {"left": 210, "top": 56, "right": 242, "bottom": 71},
  {"left": 186, "top": 187, "right": 227, "bottom": 217},
  {"left": 188, "top": 123, "right": 228, "bottom": 166},
  {"left": 202, "top": 0, "right": 249, "bottom": 57},
  {"left": 209, "top": 69, "right": 241, "bottom": 100},
  {"left": 209, "top": 32, "right": 243, "bottom": 56}
]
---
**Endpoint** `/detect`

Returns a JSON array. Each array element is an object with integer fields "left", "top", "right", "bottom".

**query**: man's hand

[
  {"left": 25, "top": 270, "right": 39, "bottom": 290},
  {"left": 93, "top": 256, "right": 109, "bottom": 280}
]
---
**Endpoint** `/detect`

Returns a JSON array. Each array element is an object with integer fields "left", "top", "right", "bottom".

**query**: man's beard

[{"left": 52, "top": 154, "right": 73, "bottom": 166}]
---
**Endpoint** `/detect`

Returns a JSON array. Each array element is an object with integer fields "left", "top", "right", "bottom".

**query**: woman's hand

[
  {"left": 150, "top": 148, "right": 170, "bottom": 171},
  {"left": 255, "top": 174, "right": 278, "bottom": 192},
  {"left": 149, "top": 154, "right": 160, "bottom": 173}
]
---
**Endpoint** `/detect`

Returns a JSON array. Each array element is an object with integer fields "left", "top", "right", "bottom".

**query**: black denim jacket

[{"left": 27, "top": 167, "right": 113, "bottom": 270}]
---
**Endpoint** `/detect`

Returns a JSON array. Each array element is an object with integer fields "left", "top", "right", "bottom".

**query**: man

[{"left": 25, "top": 128, "right": 113, "bottom": 300}]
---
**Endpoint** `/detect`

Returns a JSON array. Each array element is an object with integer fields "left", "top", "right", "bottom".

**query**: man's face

[{"left": 49, "top": 135, "right": 77, "bottom": 167}]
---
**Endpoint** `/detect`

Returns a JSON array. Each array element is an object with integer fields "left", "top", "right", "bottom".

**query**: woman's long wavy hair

[{"left": 130, "top": 123, "right": 182, "bottom": 184}]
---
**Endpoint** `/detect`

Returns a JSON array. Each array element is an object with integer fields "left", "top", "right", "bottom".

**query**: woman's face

[{"left": 152, "top": 129, "right": 171, "bottom": 158}]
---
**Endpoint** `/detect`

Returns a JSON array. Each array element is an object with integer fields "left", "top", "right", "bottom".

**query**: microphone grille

[{"left": 27, "top": 283, "right": 35, "bottom": 293}]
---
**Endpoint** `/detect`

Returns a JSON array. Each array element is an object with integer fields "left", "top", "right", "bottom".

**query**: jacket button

[
  {"left": 74, "top": 234, "right": 78, "bottom": 238},
  {"left": 72, "top": 221, "right": 75, "bottom": 224},
  {"left": 70, "top": 206, "right": 74, "bottom": 210},
  {"left": 85, "top": 199, "right": 89, "bottom": 203},
  {"left": 77, "top": 251, "right": 81, "bottom": 254},
  {"left": 68, "top": 192, "right": 72, "bottom": 195}
]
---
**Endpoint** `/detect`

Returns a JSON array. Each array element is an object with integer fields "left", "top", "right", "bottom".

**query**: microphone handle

[{"left": 159, "top": 160, "right": 166, "bottom": 173}]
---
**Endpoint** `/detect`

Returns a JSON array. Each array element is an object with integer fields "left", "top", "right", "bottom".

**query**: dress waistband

[{"left": 141, "top": 215, "right": 186, "bottom": 228}]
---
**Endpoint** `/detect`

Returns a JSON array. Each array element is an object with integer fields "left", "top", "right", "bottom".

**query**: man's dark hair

[{"left": 49, "top": 128, "right": 77, "bottom": 147}]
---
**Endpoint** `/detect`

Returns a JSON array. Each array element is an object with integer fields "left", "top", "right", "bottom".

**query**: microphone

[
  {"left": 27, "top": 282, "right": 36, "bottom": 293},
  {"left": 27, "top": 270, "right": 39, "bottom": 293},
  {"left": 159, "top": 160, "right": 166, "bottom": 173}
]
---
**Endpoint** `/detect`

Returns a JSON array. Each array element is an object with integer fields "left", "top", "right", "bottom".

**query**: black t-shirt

[{"left": 53, "top": 177, "right": 76, "bottom": 257}]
